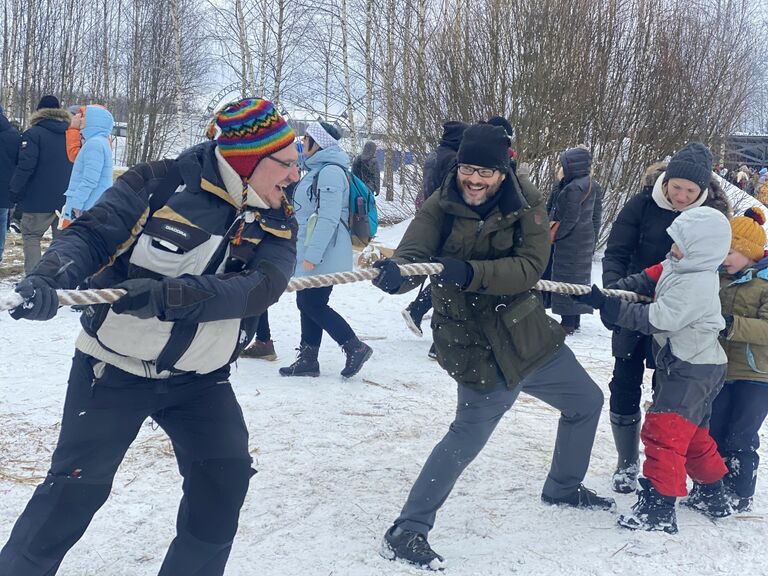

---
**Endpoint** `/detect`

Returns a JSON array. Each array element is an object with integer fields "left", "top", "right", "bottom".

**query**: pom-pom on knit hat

[
  {"left": 215, "top": 97, "right": 295, "bottom": 178},
  {"left": 731, "top": 206, "right": 767, "bottom": 262}
]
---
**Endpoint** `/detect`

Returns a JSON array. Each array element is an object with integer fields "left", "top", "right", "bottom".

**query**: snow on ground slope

[{"left": 0, "top": 262, "right": 766, "bottom": 575}]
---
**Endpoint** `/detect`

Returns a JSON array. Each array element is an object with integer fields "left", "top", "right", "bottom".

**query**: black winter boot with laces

[
  {"left": 278, "top": 344, "right": 320, "bottom": 377},
  {"left": 681, "top": 480, "right": 732, "bottom": 518},
  {"left": 380, "top": 525, "right": 445, "bottom": 571},
  {"left": 617, "top": 477, "right": 678, "bottom": 534},
  {"left": 541, "top": 483, "right": 616, "bottom": 511},
  {"left": 340, "top": 336, "right": 372, "bottom": 378}
]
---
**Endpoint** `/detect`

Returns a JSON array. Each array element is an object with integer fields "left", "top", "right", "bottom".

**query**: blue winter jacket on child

[{"left": 62, "top": 105, "right": 114, "bottom": 220}]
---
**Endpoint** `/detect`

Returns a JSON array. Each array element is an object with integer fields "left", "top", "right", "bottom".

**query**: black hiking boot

[
  {"left": 278, "top": 344, "right": 320, "bottom": 377},
  {"left": 402, "top": 307, "right": 424, "bottom": 337},
  {"left": 617, "top": 477, "right": 678, "bottom": 534},
  {"left": 681, "top": 481, "right": 732, "bottom": 518},
  {"left": 541, "top": 483, "right": 616, "bottom": 511},
  {"left": 340, "top": 337, "right": 373, "bottom": 378},
  {"left": 380, "top": 526, "right": 445, "bottom": 571}
]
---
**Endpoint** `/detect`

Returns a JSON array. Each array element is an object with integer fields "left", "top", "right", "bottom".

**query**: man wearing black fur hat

[{"left": 372, "top": 123, "right": 613, "bottom": 570}]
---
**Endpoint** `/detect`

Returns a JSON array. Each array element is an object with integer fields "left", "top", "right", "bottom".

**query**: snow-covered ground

[{"left": 0, "top": 248, "right": 766, "bottom": 575}]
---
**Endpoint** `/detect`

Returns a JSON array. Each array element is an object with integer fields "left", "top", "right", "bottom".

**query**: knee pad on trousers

[{"left": 186, "top": 458, "right": 255, "bottom": 544}]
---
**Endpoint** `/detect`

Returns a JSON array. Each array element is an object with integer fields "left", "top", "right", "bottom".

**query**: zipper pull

[{"left": 477, "top": 220, "right": 484, "bottom": 234}]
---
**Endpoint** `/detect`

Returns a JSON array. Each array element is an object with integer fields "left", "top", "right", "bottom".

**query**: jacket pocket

[
  {"left": 501, "top": 292, "right": 562, "bottom": 368},
  {"left": 432, "top": 319, "right": 488, "bottom": 385},
  {"left": 130, "top": 218, "right": 220, "bottom": 278}
]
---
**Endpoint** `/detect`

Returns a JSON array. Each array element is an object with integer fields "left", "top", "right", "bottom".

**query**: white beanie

[{"left": 305, "top": 121, "right": 339, "bottom": 149}]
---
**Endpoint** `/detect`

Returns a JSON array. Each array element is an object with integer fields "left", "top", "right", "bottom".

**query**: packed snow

[{"left": 0, "top": 235, "right": 766, "bottom": 575}]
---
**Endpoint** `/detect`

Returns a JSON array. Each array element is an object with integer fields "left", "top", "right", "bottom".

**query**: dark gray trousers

[{"left": 395, "top": 345, "right": 604, "bottom": 535}]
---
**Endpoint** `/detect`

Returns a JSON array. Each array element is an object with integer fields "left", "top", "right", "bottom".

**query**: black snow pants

[{"left": 0, "top": 351, "right": 254, "bottom": 576}]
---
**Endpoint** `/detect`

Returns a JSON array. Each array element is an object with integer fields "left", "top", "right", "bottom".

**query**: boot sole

[
  {"left": 680, "top": 500, "right": 732, "bottom": 518},
  {"left": 279, "top": 370, "right": 320, "bottom": 377},
  {"left": 242, "top": 354, "right": 278, "bottom": 361},
  {"left": 617, "top": 515, "right": 678, "bottom": 534},
  {"left": 401, "top": 309, "right": 424, "bottom": 337},
  {"left": 612, "top": 482, "right": 636, "bottom": 494}
]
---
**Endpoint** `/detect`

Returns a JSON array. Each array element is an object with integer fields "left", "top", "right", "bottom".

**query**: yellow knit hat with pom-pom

[{"left": 731, "top": 207, "right": 767, "bottom": 262}]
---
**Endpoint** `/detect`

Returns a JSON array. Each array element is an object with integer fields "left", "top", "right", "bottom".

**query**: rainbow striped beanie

[{"left": 215, "top": 97, "right": 295, "bottom": 178}]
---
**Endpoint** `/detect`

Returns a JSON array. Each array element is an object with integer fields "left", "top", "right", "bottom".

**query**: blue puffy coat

[
  {"left": 63, "top": 106, "right": 114, "bottom": 219},
  {"left": 293, "top": 145, "right": 352, "bottom": 276}
]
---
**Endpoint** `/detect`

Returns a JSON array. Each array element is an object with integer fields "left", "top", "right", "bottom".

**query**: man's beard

[{"left": 460, "top": 179, "right": 503, "bottom": 206}]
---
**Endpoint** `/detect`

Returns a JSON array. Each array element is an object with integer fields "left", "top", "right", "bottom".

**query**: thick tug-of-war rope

[{"left": 0, "top": 262, "right": 651, "bottom": 312}]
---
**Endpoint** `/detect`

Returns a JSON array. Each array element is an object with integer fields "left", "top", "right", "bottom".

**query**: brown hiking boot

[{"left": 241, "top": 339, "right": 277, "bottom": 361}]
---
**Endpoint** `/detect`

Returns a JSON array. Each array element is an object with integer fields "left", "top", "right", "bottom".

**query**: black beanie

[
  {"left": 457, "top": 124, "right": 510, "bottom": 172},
  {"left": 36, "top": 95, "right": 60, "bottom": 110},
  {"left": 487, "top": 116, "right": 514, "bottom": 139},
  {"left": 664, "top": 142, "right": 713, "bottom": 192}
]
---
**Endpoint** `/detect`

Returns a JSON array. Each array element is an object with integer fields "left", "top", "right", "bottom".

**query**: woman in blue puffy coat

[
  {"left": 279, "top": 122, "right": 373, "bottom": 379},
  {"left": 61, "top": 105, "right": 114, "bottom": 227}
]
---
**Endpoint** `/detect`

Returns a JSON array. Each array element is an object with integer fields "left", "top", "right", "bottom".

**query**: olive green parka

[
  {"left": 392, "top": 168, "right": 565, "bottom": 391},
  {"left": 720, "top": 262, "right": 768, "bottom": 383}
]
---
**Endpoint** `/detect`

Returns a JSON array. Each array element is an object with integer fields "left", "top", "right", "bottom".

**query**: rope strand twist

[{"left": 0, "top": 262, "right": 650, "bottom": 312}]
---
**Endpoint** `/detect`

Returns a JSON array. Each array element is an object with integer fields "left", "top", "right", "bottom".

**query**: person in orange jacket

[{"left": 66, "top": 104, "right": 113, "bottom": 163}]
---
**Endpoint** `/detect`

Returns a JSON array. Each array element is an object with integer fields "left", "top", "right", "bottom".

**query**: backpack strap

[{"left": 310, "top": 162, "right": 351, "bottom": 234}]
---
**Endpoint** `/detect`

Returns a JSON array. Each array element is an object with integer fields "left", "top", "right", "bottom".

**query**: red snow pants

[
  {"left": 642, "top": 412, "right": 728, "bottom": 497},
  {"left": 641, "top": 346, "right": 728, "bottom": 497}
]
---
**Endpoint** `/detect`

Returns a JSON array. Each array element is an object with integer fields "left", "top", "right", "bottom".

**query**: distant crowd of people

[{"left": 0, "top": 95, "right": 114, "bottom": 271}]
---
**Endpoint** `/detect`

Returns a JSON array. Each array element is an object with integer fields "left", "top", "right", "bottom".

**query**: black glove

[
  {"left": 720, "top": 315, "right": 734, "bottom": 339},
  {"left": 10, "top": 276, "right": 60, "bottom": 321},
  {"left": 574, "top": 284, "right": 622, "bottom": 330},
  {"left": 573, "top": 284, "right": 606, "bottom": 309},
  {"left": 112, "top": 278, "right": 165, "bottom": 319},
  {"left": 372, "top": 259, "right": 403, "bottom": 294},
  {"left": 431, "top": 257, "right": 473, "bottom": 289}
]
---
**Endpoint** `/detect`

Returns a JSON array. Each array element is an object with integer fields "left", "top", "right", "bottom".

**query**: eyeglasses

[
  {"left": 266, "top": 155, "right": 299, "bottom": 169},
  {"left": 458, "top": 164, "right": 497, "bottom": 178}
]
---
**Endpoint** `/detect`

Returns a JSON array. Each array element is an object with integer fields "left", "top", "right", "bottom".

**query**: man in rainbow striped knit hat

[{"left": 2, "top": 98, "right": 300, "bottom": 575}]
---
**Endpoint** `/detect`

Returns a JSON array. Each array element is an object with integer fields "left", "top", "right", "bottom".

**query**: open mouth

[{"left": 465, "top": 183, "right": 487, "bottom": 194}]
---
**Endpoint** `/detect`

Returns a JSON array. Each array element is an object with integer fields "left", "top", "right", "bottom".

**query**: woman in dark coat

[
  {"left": 601, "top": 144, "right": 731, "bottom": 495},
  {"left": 548, "top": 147, "right": 603, "bottom": 334}
]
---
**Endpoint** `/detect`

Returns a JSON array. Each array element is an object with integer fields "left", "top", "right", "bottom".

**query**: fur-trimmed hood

[
  {"left": 642, "top": 160, "right": 731, "bottom": 218},
  {"left": 28, "top": 107, "right": 71, "bottom": 129}
]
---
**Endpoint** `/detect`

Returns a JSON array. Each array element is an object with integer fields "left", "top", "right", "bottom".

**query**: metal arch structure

[
  {"left": 204, "top": 82, "right": 244, "bottom": 116},
  {"left": 198, "top": 86, "right": 308, "bottom": 140},
  {"left": 197, "top": 83, "right": 244, "bottom": 140}
]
